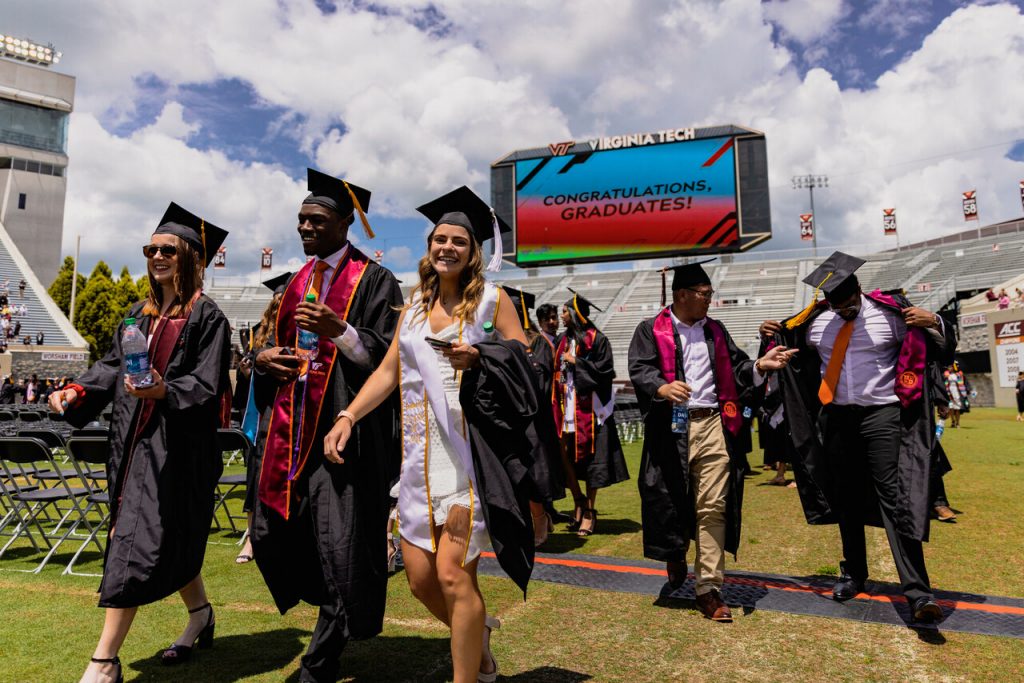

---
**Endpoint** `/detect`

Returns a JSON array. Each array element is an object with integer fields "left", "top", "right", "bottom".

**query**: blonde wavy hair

[
  {"left": 141, "top": 236, "right": 204, "bottom": 318},
  {"left": 409, "top": 225, "right": 485, "bottom": 325},
  {"left": 253, "top": 292, "right": 283, "bottom": 349}
]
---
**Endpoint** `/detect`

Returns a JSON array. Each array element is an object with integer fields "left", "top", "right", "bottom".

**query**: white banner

[
  {"left": 40, "top": 351, "right": 88, "bottom": 361},
  {"left": 959, "top": 313, "right": 986, "bottom": 328},
  {"left": 995, "top": 319, "right": 1024, "bottom": 388}
]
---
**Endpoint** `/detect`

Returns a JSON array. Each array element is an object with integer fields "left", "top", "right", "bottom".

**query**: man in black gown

[
  {"left": 251, "top": 169, "right": 403, "bottom": 682},
  {"left": 758, "top": 251, "right": 955, "bottom": 623},
  {"left": 628, "top": 262, "right": 794, "bottom": 622}
]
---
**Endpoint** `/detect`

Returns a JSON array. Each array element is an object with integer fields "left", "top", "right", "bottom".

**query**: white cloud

[
  {"left": 763, "top": 0, "right": 846, "bottom": 44},
  {"left": 384, "top": 245, "right": 415, "bottom": 269}
]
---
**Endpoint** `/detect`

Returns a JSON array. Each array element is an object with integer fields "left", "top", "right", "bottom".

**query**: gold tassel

[
  {"left": 785, "top": 272, "right": 833, "bottom": 330},
  {"left": 573, "top": 293, "right": 588, "bottom": 325},
  {"left": 342, "top": 180, "right": 375, "bottom": 239},
  {"left": 200, "top": 219, "right": 207, "bottom": 263},
  {"left": 520, "top": 291, "right": 529, "bottom": 329}
]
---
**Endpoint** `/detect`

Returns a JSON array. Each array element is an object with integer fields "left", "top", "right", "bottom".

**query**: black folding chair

[
  {"left": 0, "top": 410, "right": 15, "bottom": 422},
  {"left": 62, "top": 437, "right": 111, "bottom": 576},
  {"left": 18, "top": 411, "right": 44, "bottom": 424},
  {"left": 0, "top": 437, "right": 95, "bottom": 573},
  {"left": 212, "top": 428, "right": 250, "bottom": 533},
  {"left": 71, "top": 427, "right": 110, "bottom": 438}
]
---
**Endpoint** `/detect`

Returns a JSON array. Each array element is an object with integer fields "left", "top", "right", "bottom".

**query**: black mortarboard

[
  {"left": 660, "top": 258, "right": 716, "bottom": 306},
  {"left": 303, "top": 168, "right": 375, "bottom": 238},
  {"left": 802, "top": 251, "right": 865, "bottom": 303},
  {"left": 416, "top": 186, "right": 510, "bottom": 272},
  {"left": 156, "top": 202, "right": 229, "bottom": 268},
  {"left": 565, "top": 287, "right": 602, "bottom": 327},
  {"left": 502, "top": 285, "right": 536, "bottom": 330},
  {"left": 262, "top": 272, "right": 292, "bottom": 295}
]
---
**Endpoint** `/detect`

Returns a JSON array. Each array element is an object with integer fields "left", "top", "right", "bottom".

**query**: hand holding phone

[{"left": 424, "top": 336, "right": 453, "bottom": 350}]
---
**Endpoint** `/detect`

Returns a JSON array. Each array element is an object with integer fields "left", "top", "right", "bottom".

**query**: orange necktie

[
  {"left": 818, "top": 319, "right": 854, "bottom": 405},
  {"left": 308, "top": 260, "right": 330, "bottom": 302}
]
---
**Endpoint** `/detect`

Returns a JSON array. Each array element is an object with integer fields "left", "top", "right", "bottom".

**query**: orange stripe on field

[{"left": 481, "top": 553, "right": 1024, "bottom": 617}]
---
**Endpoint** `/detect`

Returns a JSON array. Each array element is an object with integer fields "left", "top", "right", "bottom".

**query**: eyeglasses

[
  {"left": 143, "top": 244, "right": 178, "bottom": 258},
  {"left": 685, "top": 288, "right": 715, "bottom": 300}
]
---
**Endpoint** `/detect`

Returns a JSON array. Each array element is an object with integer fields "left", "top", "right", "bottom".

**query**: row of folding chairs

[{"left": 0, "top": 427, "right": 251, "bottom": 576}]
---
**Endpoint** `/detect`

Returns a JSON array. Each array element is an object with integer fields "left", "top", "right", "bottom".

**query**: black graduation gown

[
  {"left": 628, "top": 317, "right": 758, "bottom": 561},
  {"left": 250, "top": 260, "right": 402, "bottom": 640},
  {"left": 460, "top": 340, "right": 537, "bottom": 594},
  {"left": 526, "top": 333, "right": 565, "bottom": 502},
  {"left": 67, "top": 296, "right": 232, "bottom": 608},
  {"left": 767, "top": 295, "right": 956, "bottom": 542},
  {"left": 566, "top": 330, "right": 629, "bottom": 489},
  {"left": 231, "top": 327, "right": 255, "bottom": 418}
]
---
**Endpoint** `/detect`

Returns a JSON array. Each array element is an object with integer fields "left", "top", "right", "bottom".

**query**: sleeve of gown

[
  {"left": 627, "top": 320, "right": 665, "bottom": 415},
  {"left": 164, "top": 307, "right": 232, "bottom": 412},
  {"left": 573, "top": 331, "right": 615, "bottom": 396},
  {"left": 340, "top": 266, "right": 403, "bottom": 381},
  {"left": 65, "top": 322, "right": 126, "bottom": 427},
  {"left": 529, "top": 336, "right": 554, "bottom": 389}
]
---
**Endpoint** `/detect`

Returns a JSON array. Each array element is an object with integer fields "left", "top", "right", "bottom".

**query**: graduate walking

[
  {"left": 759, "top": 251, "right": 955, "bottom": 623},
  {"left": 49, "top": 203, "right": 232, "bottom": 683},
  {"left": 628, "top": 262, "right": 795, "bottom": 621},
  {"left": 250, "top": 169, "right": 403, "bottom": 683}
]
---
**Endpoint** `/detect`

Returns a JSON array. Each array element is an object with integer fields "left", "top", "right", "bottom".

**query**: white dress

[{"left": 395, "top": 283, "right": 499, "bottom": 564}]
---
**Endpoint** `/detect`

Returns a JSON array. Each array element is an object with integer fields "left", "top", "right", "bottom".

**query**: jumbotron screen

[{"left": 491, "top": 125, "right": 771, "bottom": 267}]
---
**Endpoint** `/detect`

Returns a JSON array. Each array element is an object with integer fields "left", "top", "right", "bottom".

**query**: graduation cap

[
  {"left": 502, "top": 285, "right": 536, "bottom": 330},
  {"left": 415, "top": 186, "right": 510, "bottom": 272},
  {"left": 303, "top": 168, "right": 375, "bottom": 239},
  {"left": 660, "top": 258, "right": 716, "bottom": 306},
  {"left": 787, "top": 251, "right": 866, "bottom": 329},
  {"left": 156, "top": 202, "right": 229, "bottom": 268},
  {"left": 262, "top": 272, "right": 292, "bottom": 296},
  {"left": 565, "top": 287, "right": 602, "bottom": 327}
]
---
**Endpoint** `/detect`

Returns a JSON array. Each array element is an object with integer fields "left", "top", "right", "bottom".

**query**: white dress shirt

[
  {"left": 807, "top": 295, "right": 904, "bottom": 406},
  {"left": 671, "top": 311, "right": 718, "bottom": 408},
  {"left": 309, "top": 243, "right": 372, "bottom": 369}
]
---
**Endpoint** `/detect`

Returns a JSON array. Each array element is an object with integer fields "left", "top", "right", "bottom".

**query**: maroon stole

[
  {"left": 864, "top": 290, "right": 927, "bottom": 407},
  {"left": 651, "top": 307, "right": 742, "bottom": 436},
  {"left": 258, "top": 248, "right": 370, "bottom": 520},
  {"left": 553, "top": 328, "right": 597, "bottom": 461}
]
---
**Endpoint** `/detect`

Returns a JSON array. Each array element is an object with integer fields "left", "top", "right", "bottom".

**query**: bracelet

[{"left": 334, "top": 409, "right": 356, "bottom": 425}]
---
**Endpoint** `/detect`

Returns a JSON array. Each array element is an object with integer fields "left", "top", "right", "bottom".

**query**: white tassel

[{"left": 486, "top": 209, "right": 502, "bottom": 272}]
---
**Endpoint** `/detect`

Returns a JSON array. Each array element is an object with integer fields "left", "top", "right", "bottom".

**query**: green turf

[{"left": 1, "top": 408, "right": 1022, "bottom": 681}]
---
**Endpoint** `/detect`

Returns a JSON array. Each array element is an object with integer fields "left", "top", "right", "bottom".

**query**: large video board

[{"left": 491, "top": 125, "right": 771, "bottom": 267}]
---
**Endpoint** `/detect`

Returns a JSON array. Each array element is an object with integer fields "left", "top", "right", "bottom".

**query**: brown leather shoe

[
  {"left": 666, "top": 561, "right": 688, "bottom": 589},
  {"left": 934, "top": 505, "right": 957, "bottom": 522},
  {"left": 695, "top": 589, "right": 733, "bottom": 622}
]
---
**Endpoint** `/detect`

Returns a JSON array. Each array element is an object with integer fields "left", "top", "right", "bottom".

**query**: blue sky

[{"left": 6, "top": 0, "right": 1024, "bottom": 284}]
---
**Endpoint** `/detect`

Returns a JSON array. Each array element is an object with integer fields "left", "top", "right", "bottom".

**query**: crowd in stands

[
  {"left": 985, "top": 287, "right": 1024, "bottom": 310},
  {"left": 0, "top": 281, "right": 44, "bottom": 351}
]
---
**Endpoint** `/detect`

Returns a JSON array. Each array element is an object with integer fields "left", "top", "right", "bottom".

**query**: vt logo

[{"left": 548, "top": 140, "right": 575, "bottom": 156}]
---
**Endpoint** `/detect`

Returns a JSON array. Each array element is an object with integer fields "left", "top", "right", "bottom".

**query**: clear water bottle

[
  {"left": 296, "top": 293, "right": 319, "bottom": 360},
  {"left": 671, "top": 401, "right": 689, "bottom": 434},
  {"left": 935, "top": 418, "right": 945, "bottom": 441},
  {"left": 742, "top": 405, "right": 753, "bottom": 419},
  {"left": 122, "top": 317, "right": 153, "bottom": 387}
]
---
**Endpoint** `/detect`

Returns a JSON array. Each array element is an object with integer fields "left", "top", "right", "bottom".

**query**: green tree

[
  {"left": 48, "top": 256, "right": 87, "bottom": 317},
  {"left": 73, "top": 261, "right": 129, "bottom": 361}
]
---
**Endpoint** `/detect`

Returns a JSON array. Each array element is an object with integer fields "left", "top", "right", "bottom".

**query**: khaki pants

[{"left": 683, "top": 415, "right": 730, "bottom": 596}]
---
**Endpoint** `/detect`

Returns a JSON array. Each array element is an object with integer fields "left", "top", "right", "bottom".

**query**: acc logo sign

[
  {"left": 997, "top": 321, "right": 1021, "bottom": 338},
  {"left": 548, "top": 140, "right": 575, "bottom": 156},
  {"left": 898, "top": 371, "right": 918, "bottom": 388},
  {"left": 722, "top": 401, "right": 739, "bottom": 418}
]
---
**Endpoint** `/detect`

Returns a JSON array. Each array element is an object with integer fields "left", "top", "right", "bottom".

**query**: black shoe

[
  {"left": 160, "top": 602, "right": 215, "bottom": 665},
  {"left": 832, "top": 573, "right": 866, "bottom": 601},
  {"left": 912, "top": 597, "right": 943, "bottom": 623},
  {"left": 666, "top": 560, "right": 688, "bottom": 590},
  {"left": 90, "top": 656, "right": 123, "bottom": 683}
]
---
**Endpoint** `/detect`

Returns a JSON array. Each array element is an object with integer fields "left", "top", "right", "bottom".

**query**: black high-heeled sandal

[
  {"left": 89, "top": 655, "right": 123, "bottom": 683},
  {"left": 577, "top": 508, "right": 598, "bottom": 537},
  {"left": 160, "top": 602, "right": 215, "bottom": 666}
]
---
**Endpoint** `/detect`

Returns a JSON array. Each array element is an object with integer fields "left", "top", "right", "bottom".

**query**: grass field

[{"left": 1, "top": 408, "right": 1022, "bottom": 682}]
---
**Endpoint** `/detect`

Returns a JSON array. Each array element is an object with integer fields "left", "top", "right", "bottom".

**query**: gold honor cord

[
  {"left": 786, "top": 271, "right": 834, "bottom": 329},
  {"left": 573, "top": 294, "right": 588, "bottom": 325},
  {"left": 342, "top": 180, "right": 375, "bottom": 239},
  {"left": 520, "top": 291, "right": 529, "bottom": 329},
  {"left": 200, "top": 219, "right": 207, "bottom": 264}
]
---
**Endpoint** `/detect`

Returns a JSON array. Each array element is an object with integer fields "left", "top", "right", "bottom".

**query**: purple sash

[
  {"left": 651, "top": 308, "right": 742, "bottom": 435},
  {"left": 865, "top": 290, "right": 927, "bottom": 408}
]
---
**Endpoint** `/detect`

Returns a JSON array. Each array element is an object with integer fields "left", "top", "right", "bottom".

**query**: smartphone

[
  {"left": 278, "top": 348, "right": 301, "bottom": 366},
  {"left": 424, "top": 336, "right": 453, "bottom": 350}
]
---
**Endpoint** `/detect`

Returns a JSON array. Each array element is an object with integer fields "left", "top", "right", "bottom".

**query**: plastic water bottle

[
  {"left": 671, "top": 401, "right": 689, "bottom": 434},
  {"left": 742, "top": 405, "right": 753, "bottom": 419},
  {"left": 122, "top": 317, "right": 153, "bottom": 387},
  {"left": 296, "top": 293, "right": 319, "bottom": 360},
  {"left": 482, "top": 321, "right": 495, "bottom": 338},
  {"left": 935, "top": 418, "right": 945, "bottom": 441}
]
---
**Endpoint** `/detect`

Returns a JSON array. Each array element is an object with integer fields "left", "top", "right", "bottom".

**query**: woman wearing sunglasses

[{"left": 49, "top": 203, "right": 232, "bottom": 683}]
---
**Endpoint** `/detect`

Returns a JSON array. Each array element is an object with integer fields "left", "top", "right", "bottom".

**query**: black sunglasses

[{"left": 143, "top": 244, "right": 178, "bottom": 258}]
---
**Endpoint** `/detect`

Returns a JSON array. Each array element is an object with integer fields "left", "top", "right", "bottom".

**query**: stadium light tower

[
  {"left": 0, "top": 33, "right": 62, "bottom": 67},
  {"left": 792, "top": 174, "right": 828, "bottom": 254}
]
